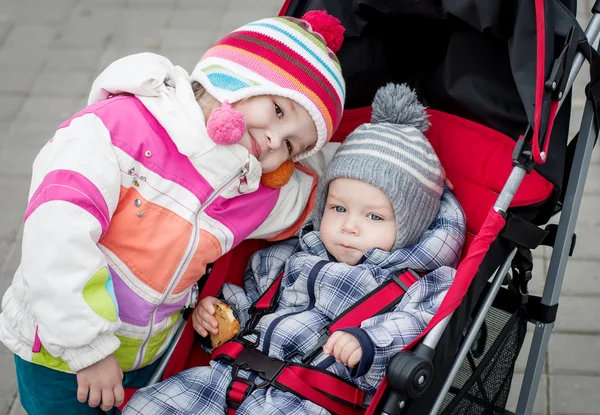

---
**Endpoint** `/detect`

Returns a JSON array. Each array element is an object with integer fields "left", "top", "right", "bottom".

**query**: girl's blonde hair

[{"left": 192, "top": 81, "right": 221, "bottom": 121}]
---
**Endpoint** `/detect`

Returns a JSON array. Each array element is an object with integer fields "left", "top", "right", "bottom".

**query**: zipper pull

[{"left": 238, "top": 159, "right": 250, "bottom": 194}]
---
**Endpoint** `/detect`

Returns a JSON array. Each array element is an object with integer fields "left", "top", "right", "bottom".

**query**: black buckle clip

[
  {"left": 231, "top": 346, "right": 287, "bottom": 387},
  {"left": 546, "top": 26, "right": 578, "bottom": 100},
  {"left": 510, "top": 247, "right": 533, "bottom": 304}
]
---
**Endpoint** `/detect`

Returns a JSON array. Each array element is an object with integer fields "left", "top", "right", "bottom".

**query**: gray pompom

[{"left": 371, "top": 83, "right": 429, "bottom": 133}]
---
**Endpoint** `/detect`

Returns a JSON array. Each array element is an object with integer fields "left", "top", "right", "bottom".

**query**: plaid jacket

[{"left": 125, "top": 188, "right": 466, "bottom": 415}]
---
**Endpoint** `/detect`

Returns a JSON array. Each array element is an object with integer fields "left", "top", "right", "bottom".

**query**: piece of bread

[{"left": 210, "top": 302, "right": 241, "bottom": 348}]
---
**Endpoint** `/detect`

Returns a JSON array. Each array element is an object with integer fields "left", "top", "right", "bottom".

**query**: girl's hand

[
  {"left": 323, "top": 331, "right": 363, "bottom": 368},
  {"left": 76, "top": 354, "right": 124, "bottom": 411},
  {"left": 192, "top": 296, "right": 221, "bottom": 337}
]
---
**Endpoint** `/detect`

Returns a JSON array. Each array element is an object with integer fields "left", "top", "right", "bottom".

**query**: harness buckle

[{"left": 232, "top": 345, "right": 287, "bottom": 385}]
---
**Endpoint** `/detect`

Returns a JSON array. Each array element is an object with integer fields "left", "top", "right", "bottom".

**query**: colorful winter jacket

[{"left": 0, "top": 53, "right": 339, "bottom": 374}]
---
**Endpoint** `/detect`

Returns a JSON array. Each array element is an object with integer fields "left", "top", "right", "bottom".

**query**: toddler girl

[{"left": 0, "top": 10, "right": 345, "bottom": 415}]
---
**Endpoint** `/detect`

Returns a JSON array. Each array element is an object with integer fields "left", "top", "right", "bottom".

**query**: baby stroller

[{"left": 120, "top": 0, "right": 600, "bottom": 414}]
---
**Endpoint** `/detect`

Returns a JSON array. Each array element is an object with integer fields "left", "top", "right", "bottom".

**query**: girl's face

[{"left": 233, "top": 96, "right": 317, "bottom": 173}]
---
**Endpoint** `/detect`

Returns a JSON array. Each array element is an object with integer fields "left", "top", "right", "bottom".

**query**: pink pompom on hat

[{"left": 193, "top": 10, "right": 346, "bottom": 160}]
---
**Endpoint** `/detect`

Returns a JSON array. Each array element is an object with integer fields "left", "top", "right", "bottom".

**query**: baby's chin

[{"left": 331, "top": 249, "right": 364, "bottom": 266}]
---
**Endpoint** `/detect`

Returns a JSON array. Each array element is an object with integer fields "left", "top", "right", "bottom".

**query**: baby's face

[
  {"left": 320, "top": 178, "right": 397, "bottom": 266},
  {"left": 233, "top": 95, "right": 317, "bottom": 173}
]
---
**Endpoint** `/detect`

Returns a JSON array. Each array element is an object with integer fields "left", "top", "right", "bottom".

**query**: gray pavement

[{"left": 0, "top": 0, "right": 598, "bottom": 414}]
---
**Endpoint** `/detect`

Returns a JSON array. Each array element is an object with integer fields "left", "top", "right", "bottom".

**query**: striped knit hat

[
  {"left": 313, "top": 83, "right": 444, "bottom": 250},
  {"left": 190, "top": 11, "right": 346, "bottom": 160}
]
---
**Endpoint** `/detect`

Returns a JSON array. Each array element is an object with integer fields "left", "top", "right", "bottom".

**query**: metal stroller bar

[
  {"left": 515, "top": 27, "right": 600, "bottom": 415},
  {"left": 516, "top": 92, "right": 597, "bottom": 415}
]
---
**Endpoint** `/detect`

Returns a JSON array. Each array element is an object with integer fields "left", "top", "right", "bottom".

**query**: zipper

[{"left": 133, "top": 157, "right": 251, "bottom": 368}]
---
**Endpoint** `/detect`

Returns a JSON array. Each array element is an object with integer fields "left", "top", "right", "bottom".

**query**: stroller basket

[{"left": 439, "top": 289, "right": 527, "bottom": 415}]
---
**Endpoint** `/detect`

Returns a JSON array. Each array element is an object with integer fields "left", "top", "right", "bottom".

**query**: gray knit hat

[{"left": 313, "top": 83, "right": 444, "bottom": 250}]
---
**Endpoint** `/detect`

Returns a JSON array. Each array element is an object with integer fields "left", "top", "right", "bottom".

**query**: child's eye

[
  {"left": 334, "top": 206, "right": 346, "bottom": 213},
  {"left": 274, "top": 102, "right": 284, "bottom": 119},
  {"left": 368, "top": 213, "right": 383, "bottom": 221},
  {"left": 285, "top": 139, "right": 294, "bottom": 155}
]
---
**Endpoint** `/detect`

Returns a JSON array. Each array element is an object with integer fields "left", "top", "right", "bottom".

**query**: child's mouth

[{"left": 250, "top": 135, "right": 262, "bottom": 159}]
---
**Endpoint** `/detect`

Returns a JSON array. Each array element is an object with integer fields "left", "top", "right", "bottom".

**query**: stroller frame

[
  {"left": 426, "top": 8, "right": 600, "bottom": 415},
  {"left": 139, "top": 3, "right": 600, "bottom": 415}
]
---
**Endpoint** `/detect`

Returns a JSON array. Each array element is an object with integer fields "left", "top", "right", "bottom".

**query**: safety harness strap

[{"left": 215, "top": 269, "right": 420, "bottom": 414}]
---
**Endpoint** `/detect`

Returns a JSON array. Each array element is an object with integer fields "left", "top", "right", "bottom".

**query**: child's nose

[
  {"left": 267, "top": 131, "right": 284, "bottom": 150},
  {"left": 342, "top": 218, "right": 359, "bottom": 235}
]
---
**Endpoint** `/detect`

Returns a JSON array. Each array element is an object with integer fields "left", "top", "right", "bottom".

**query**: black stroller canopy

[{"left": 283, "top": 0, "right": 581, "bottom": 210}]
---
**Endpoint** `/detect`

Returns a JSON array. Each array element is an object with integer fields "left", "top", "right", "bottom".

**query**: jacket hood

[{"left": 87, "top": 53, "right": 256, "bottom": 174}]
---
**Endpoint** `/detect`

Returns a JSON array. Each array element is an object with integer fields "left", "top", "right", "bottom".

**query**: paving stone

[
  {"left": 0, "top": 121, "right": 58, "bottom": 177},
  {"left": 160, "top": 28, "right": 218, "bottom": 52},
  {"left": 554, "top": 296, "right": 600, "bottom": 333},
  {"left": 0, "top": 22, "right": 11, "bottom": 46},
  {"left": 0, "top": 236, "right": 22, "bottom": 299},
  {"left": 583, "top": 164, "right": 600, "bottom": 195},
  {"left": 0, "top": 400, "right": 11, "bottom": 415},
  {"left": 574, "top": 195, "right": 600, "bottom": 227},
  {"left": 52, "top": 6, "right": 122, "bottom": 48},
  {"left": 568, "top": 223, "right": 600, "bottom": 261},
  {"left": 1, "top": 25, "right": 58, "bottom": 49},
  {"left": 506, "top": 373, "right": 548, "bottom": 415},
  {"left": 0, "top": 47, "right": 46, "bottom": 72},
  {"left": 560, "top": 259, "right": 600, "bottom": 296},
  {"left": 0, "top": 68, "right": 40, "bottom": 94},
  {"left": 8, "top": 400, "right": 25, "bottom": 415},
  {"left": 592, "top": 146, "right": 600, "bottom": 165},
  {"left": 6, "top": 401, "right": 24, "bottom": 415},
  {"left": 515, "top": 329, "right": 549, "bottom": 374},
  {"left": 0, "top": 178, "right": 29, "bottom": 242},
  {"left": 12, "top": 4, "right": 74, "bottom": 24},
  {"left": 31, "top": 68, "right": 93, "bottom": 97},
  {"left": 128, "top": 0, "right": 178, "bottom": 6},
  {"left": 108, "top": 27, "right": 168, "bottom": 49},
  {"left": 115, "top": 8, "right": 174, "bottom": 29},
  {"left": 550, "top": 375, "right": 600, "bottom": 414},
  {"left": 0, "top": 96, "right": 25, "bottom": 122},
  {"left": 0, "top": 353, "right": 17, "bottom": 404},
  {"left": 170, "top": 7, "right": 225, "bottom": 29},
  {"left": 44, "top": 48, "right": 103, "bottom": 71},
  {"left": 15, "top": 96, "right": 83, "bottom": 124},
  {"left": 221, "top": 9, "right": 281, "bottom": 31},
  {"left": 178, "top": 0, "right": 232, "bottom": 8},
  {"left": 160, "top": 51, "right": 204, "bottom": 72},
  {"left": 0, "top": 122, "right": 11, "bottom": 143},
  {"left": 549, "top": 333, "right": 600, "bottom": 375}
]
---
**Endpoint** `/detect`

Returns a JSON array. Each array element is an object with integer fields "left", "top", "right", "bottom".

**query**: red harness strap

[
  {"left": 213, "top": 341, "right": 365, "bottom": 415},
  {"left": 215, "top": 269, "right": 420, "bottom": 414}
]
